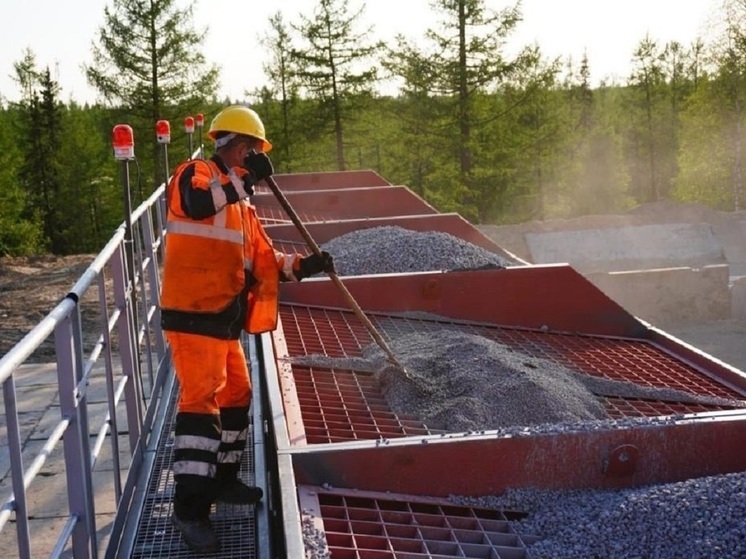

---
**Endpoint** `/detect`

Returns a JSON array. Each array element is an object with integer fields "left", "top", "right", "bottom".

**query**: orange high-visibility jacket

[
  {"left": 241, "top": 200, "right": 300, "bottom": 333},
  {"left": 161, "top": 157, "right": 301, "bottom": 337}
]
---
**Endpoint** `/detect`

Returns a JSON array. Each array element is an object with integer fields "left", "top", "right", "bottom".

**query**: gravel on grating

[
  {"left": 370, "top": 330, "right": 608, "bottom": 431},
  {"left": 320, "top": 225, "right": 512, "bottom": 275},
  {"left": 454, "top": 471, "right": 746, "bottom": 559},
  {"left": 289, "top": 329, "right": 743, "bottom": 432},
  {"left": 301, "top": 512, "right": 331, "bottom": 559}
]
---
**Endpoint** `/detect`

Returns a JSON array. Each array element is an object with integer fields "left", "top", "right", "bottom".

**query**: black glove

[
  {"left": 243, "top": 150, "right": 274, "bottom": 182},
  {"left": 296, "top": 251, "right": 335, "bottom": 280}
]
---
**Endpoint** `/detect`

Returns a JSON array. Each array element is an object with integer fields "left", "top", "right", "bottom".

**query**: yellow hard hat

[{"left": 207, "top": 105, "right": 272, "bottom": 152}]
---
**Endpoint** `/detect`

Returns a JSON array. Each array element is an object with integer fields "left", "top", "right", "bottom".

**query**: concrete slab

[
  {"left": 587, "top": 264, "right": 731, "bottom": 326},
  {"left": 712, "top": 219, "right": 746, "bottom": 273},
  {"left": 0, "top": 435, "right": 131, "bottom": 558},
  {"left": 0, "top": 510, "right": 116, "bottom": 559},
  {"left": 0, "top": 355, "right": 160, "bottom": 557}
]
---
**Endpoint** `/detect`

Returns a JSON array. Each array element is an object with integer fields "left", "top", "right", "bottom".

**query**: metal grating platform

[
  {"left": 279, "top": 305, "right": 743, "bottom": 444},
  {"left": 300, "top": 487, "right": 538, "bottom": 558},
  {"left": 128, "top": 383, "right": 259, "bottom": 558}
]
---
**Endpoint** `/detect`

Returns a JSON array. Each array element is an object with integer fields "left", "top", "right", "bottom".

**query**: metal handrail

[{"left": 0, "top": 183, "right": 169, "bottom": 558}]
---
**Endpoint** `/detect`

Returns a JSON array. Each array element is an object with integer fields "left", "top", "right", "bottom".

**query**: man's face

[{"left": 233, "top": 138, "right": 263, "bottom": 167}]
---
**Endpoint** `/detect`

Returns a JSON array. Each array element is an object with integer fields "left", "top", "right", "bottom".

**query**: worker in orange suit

[{"left": 160, "top": 105, "right": 334, "bottom": 554}]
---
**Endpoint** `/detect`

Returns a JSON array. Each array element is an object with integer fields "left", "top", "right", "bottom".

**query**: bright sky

[{"left": 0, "top": 0, "right": 721, "bottom": 105}]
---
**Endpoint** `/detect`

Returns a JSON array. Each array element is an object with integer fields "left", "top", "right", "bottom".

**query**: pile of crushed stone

[
  {"left": 320, "top": 225, "right": 511, "bottom": 276},
  {"left": 455, "top": 471, "right": 746, "bottom": 558},
  {"left": 370, "top": 331, "right": 607, "bottom": 431},
  {"left": 290, "top": 330, "right": 744, "bottom": 432}
]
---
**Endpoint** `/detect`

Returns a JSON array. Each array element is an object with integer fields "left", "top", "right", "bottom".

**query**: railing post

[
  {"left": 112, "top": 242, "right": 144, "bottom": 453},
  {"left": 3, "top": 375, "right": 31, "bottom": 558},
  {"left": 96, "top": 271, "right": 124, "bottom": 502},
  {"left": 136, "top": 212, "right": 158, "bottom": 391},
  {"left": 54, "top": 304, "right": 97, "bottom": 558}
]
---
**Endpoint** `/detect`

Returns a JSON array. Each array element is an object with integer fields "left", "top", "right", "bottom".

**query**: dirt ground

[{"left": 0, "top": 253, "right": 98, "bottom": 360}]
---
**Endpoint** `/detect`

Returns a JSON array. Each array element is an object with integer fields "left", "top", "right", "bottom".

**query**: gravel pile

[
  {"left": 320, "top": 226, "right": 512, "bottom": 275},
  {"left": 370, "top": 331, "right": 607, "bottom": 431},
  {"left": 301, "top": 512, "right": 330, "bottom": 558},
  {"left": 454, "top": 471, "right": 746, "bottom": 558},
  {"left": 290, "top": 329, "right": 743, "bottom": 432},
  {"left": 293, "top": 324, "right": 746, "bottom": 557}
]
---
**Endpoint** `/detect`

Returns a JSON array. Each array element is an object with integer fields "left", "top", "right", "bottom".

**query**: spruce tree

[
  {"left": 13, "top": 52, "right": 65, "bottom": 253},
  {"left": 291, "top": 0, "right": 382, "bottom": 171}
]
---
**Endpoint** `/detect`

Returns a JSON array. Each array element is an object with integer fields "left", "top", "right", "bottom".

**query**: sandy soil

[{"left": 0, "top": 254, "right": 99, "bottom": 360}]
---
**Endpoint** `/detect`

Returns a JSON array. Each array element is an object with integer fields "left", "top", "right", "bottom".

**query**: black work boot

[
  {"left": 215, "top": 463, "right": 263, "bottom": 504},
  {"left": 172, "top": 480, "right": 220, "bottom": 553},
  {"left": 214, "top": 478, "right": 263, "bottom": 505},
  {"left": 171, "top": 513, "right": 220, "bottom": 554}
]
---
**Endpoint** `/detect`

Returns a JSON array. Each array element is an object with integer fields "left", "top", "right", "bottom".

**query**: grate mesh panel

[
  {"left": 313, "top": 490, "right": 537, "bottom": 558},
  {"left": 294, "top": 366, "right": 441, "bottom": 443},
  {"left": 256, "top": 206, "right": 332, "bottom": 224},
  {"left": 129, "top": 380, "right": 258, "bottom": 558},
  {"left": 280, "top": 305, "right": 743, "bottom": 443},
  {"left": 269, "top": 239, "right": 309, "bottom": 255}
]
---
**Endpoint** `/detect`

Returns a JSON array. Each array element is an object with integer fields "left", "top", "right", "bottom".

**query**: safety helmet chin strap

[{"left": 214, "top": 132, "right": 237, "bottom": 149}]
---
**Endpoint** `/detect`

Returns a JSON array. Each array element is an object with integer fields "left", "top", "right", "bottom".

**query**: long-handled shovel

[{"left": 264, "top": 175, "right": 411, "bottom": 378}]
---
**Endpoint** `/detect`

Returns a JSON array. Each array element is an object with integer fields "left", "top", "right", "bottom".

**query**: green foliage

[
  {"left": 55, "top": 104, "right": 123, "bottom": 252},
  {"left": 7, "top": 1, "right": 746, "bottom": 257},
  {"left": 674, "top": 76, "right": 741, "bottom": 209},
  {"left": 384, "top": 0, "right": 526, "bottom": 219},
  {"left": 0, "top": 106, "right": 45, "bottom": 256}
]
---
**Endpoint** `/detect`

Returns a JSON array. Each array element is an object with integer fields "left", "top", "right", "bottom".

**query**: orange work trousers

[{"left": 166, "top": 331, "right": 252, "bottom": 414}]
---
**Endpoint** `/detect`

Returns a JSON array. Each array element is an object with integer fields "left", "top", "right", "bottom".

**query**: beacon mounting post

[
  {"left": 184, "top": 116, "right": 195, "bottom": 158},
  {"left": 155, "top": 119, "right": 171, "bottom": 188},
  {"left": 195, "top": 113, "right": 205, "bottom": 158}
]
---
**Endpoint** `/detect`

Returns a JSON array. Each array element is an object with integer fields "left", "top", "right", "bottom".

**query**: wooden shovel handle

[{"left": 263, "top": 175, "right": 409, "bottom": 375}]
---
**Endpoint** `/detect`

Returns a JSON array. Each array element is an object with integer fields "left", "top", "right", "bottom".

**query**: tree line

[{"left": 2, "top": 0, "right": 746, "bottom": 256}]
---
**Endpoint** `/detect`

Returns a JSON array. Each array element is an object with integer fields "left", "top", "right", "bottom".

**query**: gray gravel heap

[
  {"left": 371, "top": 331, "right": 608, "bottom": 431},
  {"left": 290, "top": 329, "right": 743, "bottom": 432},
  {"left": 320, "top": 225, "right": 511, "bottom": 275},
  {"left": 454, "top": 471, "right": 746, "bottom": 558}
]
